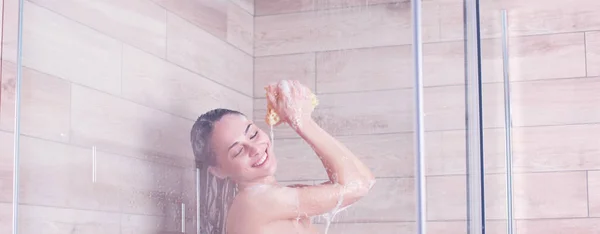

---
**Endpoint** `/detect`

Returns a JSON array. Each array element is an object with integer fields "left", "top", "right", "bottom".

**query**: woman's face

[{"left": 209, "top": 114, "right": 277, "bottom": 183}]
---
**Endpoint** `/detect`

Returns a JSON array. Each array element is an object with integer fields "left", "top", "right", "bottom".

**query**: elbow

[
  {"left": 356, "top": 172, "right": 375, "bottom": 197},
  {"left": 342, "top": 177, "right": 376, "bottom": 205},
  {"left": 358, "top": 177, "right": 376, "bottom": 197}
]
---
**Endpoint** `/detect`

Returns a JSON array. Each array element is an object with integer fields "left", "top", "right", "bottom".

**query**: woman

[{"left": 191, "top": 80, "right": 375, "bottom": 234}]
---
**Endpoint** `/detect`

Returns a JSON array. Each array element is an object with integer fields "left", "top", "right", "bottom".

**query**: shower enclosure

[{"left": 2, "top": 0, "right": 599, "bottom": 233}]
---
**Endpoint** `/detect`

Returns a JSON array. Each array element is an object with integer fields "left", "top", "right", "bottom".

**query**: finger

[
  {"left": 291, "top": 82, "right": 301, "bottom": 98},
  {"left": 266, "top": 90, "right": 278, "bottom": 107},
  {"left": 264, "top": 84, "right": 275, "bottom": 97},
  {"left": 293, "top": 80, "right": 305, "bottom": 97},
  {"left": 274, "top": 120, "right": 284, "bottom": 127}
]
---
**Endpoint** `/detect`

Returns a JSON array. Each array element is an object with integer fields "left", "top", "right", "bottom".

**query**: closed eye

[
  {"left": 250, "top": 131, "right": 258, "bottom": 139},
  {"left": 234, "top": 147, "right": 243, "bottom": 157}
]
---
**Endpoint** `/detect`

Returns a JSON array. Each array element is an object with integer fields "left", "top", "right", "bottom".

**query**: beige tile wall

[
  {"left": 254, "top": 0, "right": 600, "bottom": 233},
  {"left": 0, "top": 0, "right": 253, "bottom": 233}
]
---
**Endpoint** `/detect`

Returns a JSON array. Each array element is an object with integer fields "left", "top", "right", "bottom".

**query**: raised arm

[
  {"left": 297, "top": 118, "right": 375, "bottom": 190},
  {"left": 244, "top": 80, "right": 375, "bottom": 221}
]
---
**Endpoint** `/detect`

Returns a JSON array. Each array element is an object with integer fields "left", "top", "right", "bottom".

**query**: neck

[{"left": 236, "top": 175, "right": 278, "bottom": 191}]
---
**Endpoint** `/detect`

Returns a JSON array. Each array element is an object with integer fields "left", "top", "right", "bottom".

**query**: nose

[{"left": 247, "top": 144, "right": 261, "bottom": 157}]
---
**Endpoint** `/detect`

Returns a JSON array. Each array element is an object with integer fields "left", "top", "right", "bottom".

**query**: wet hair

[{"left": 191, "top": 108, "right": 244, "bottom": 234}]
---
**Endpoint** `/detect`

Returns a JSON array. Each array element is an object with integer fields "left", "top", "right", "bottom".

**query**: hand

[{"left": 265, "top": 80, "right": 316, "bottom": 130}]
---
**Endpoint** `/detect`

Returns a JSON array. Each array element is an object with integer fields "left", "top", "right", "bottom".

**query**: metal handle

[
  {"left": 411, "top": 0, "right": 426, "bottom": 233},
  {"left": 12, "top": 0, "right": 26, "bottom": 233},
  {"left": 92, "top": 146, "right": 97, "bottom": 183},
  {"left": 181, "top": 203, "right": 186, "bottom": 233},
  {"left": 501, "top": 9, "right": 515, "bottom": 234},
  {"left": 196, "top": 168, "right": 200, "bottom": 234}
]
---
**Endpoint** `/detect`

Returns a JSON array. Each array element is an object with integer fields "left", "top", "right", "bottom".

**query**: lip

[{"left": 252, "top": 150, "right": 269, "bottom": 168}]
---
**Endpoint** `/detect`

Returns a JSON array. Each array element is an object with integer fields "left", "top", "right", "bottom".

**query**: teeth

[{"left": 253, "top": 154, "right": 268, "bottom": 167}]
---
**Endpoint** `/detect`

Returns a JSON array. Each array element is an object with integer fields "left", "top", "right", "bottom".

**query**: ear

[{"left": 208, "top": 166, "right": 227, "bottom": 179}]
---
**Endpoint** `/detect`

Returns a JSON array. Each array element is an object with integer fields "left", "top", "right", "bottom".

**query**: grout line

[
  {"left": 0, "top": 128, "right": 193, "bottom": 170},
  {"left": 0, "top": 200, "right": 594, "bottom": 223},
  {"left": 27, "top": 1, "right": 253, "bottom": 100},
  {"left": 258, "top": 120, "right": 600, "bottom": 140},
  {"left": 254, "top": 0, "right": 409, "bottom": 18},
  {"left": 158, "top": 4, "right": 253, "bottom": 58},
  {"left": 228, "top": 0, "right": 254, "bottom": 16},
  {"left": 250, "top": 115, "right": 600, "bottom": 136},
  {"left": 279, "top": 170, "right": 598, "bottom": 183},
  {"left": 0, "top": 201, "right": 187, "bottom": 218},
  {"left": 255, "top": 30, "right": 596, "bottom": 58},
  {"left": 314, "top": 216, "right": 600, "bottom": 224},
  {"left": 254, "top": 75, "right": 600, "bottom": 98}
]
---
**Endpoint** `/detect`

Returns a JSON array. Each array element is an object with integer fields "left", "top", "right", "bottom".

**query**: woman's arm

[
  {"left": 240, "top": 119, "right": 374, "bottom": 222},
  {"left": 297, "top": 118, "right": 375, "bottom": 188},
  {"left": 247, "top": 80, "right": 375, "bottom": 221}
]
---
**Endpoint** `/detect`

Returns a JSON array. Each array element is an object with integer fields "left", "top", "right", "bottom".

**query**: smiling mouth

[{"left": 252, "top": 150, "right": 269, "bottom": 167}]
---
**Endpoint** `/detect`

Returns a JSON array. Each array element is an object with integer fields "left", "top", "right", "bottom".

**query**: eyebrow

[{"left": 228, "top": 123, "right": 253, "bottom": 150}]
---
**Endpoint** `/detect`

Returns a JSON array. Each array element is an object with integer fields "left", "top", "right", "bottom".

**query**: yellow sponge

[{"left": 266, "top": 92, "right": 319, "bottom": 126}]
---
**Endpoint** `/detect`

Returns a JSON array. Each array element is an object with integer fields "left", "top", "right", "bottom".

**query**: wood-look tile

[
  {"left": 426, "top": 175, "right": 467, "bottom": 221},
  {"left": 0, "top": 132, "right": 13, "bottom": 203},
  {"left": 18, "top": 205, "right": 121, "bottom": 234},
  {"left": 153, "top": 0, "right": 228, "bottom": 39},
  {"left": 272, "top": 133, "right": 413, "bottom": 181},
  {"left": 0, "top": 61, "right": 70, "bottom": 143},
  {"left": 167, "top": 12, "right": 253, "bottom": 96},
  {"left": 122, "top": 45, "right": 252, "bottom": 120},
  {"left": 17, "top": 136, "right": 121, "bottom": 212},
  {"left": 255, "top": 2, "right": 439, "bottom": 56},
  {"left": 516, "top": 218, "right": 600, "bottom": 234},
  {"left": 510, "top": 77, "right": 600, "bottom": 127},
  {"left": 316, "top": 45, "right": 413, "bottom": 93},
  {"left": 70, "top": 84, "right": 194, "bottom": 167},
  {"left": 253, "top": 89, "right": 413, "bottom": 138},
  {"left": 441, "top": 0, "right": 600, "bottom": 40},
  {"left": 513, "top": 171, "right": 588, "bottom": 219},
  {"left": 17, "top": 1, "right": 122, "bottom": 95},
  {"left": 254, "top": 53, "right": 316, "bottom": 97},
  {"left": 313, "top": 222, "right": 414, "bottom": 234},
  {"left": 227, "top": 2, "right": 254, "bottom": 54},
  {"left": 30, "top": 0, "right": 167, "bottom": 58},
  {"left": 510, "top": 124, "right": 600, "bottom": 172},
  {"left": 230, "top": 0, "right": 254, "bottom": 15},
  {"left": 586, "top": 31, "right": 600, "bottom": 77},
  {"left": 255, "top": 0, "right": 408, "bottom": 16}
]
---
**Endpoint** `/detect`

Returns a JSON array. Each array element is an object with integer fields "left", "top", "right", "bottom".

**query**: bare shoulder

[
  {"left": 229, "top": 182, "right": 365, "bottom": 227},
  {"left": 226, "top": 188, "right": 277, "bottom": 233},
  {"left": 233, "top": 184, "right": 299, "bottom": 208},
  {"left": 230, "top": 184, "right": 303, "bottom": 218}
]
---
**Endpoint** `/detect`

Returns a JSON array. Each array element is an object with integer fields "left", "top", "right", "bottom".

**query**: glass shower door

[
  {"left": 7, "top": 0, "right": 198, "bottom": 233},
  {"left": 480, "top": 0, "right": 600, "bottom": 233}
]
